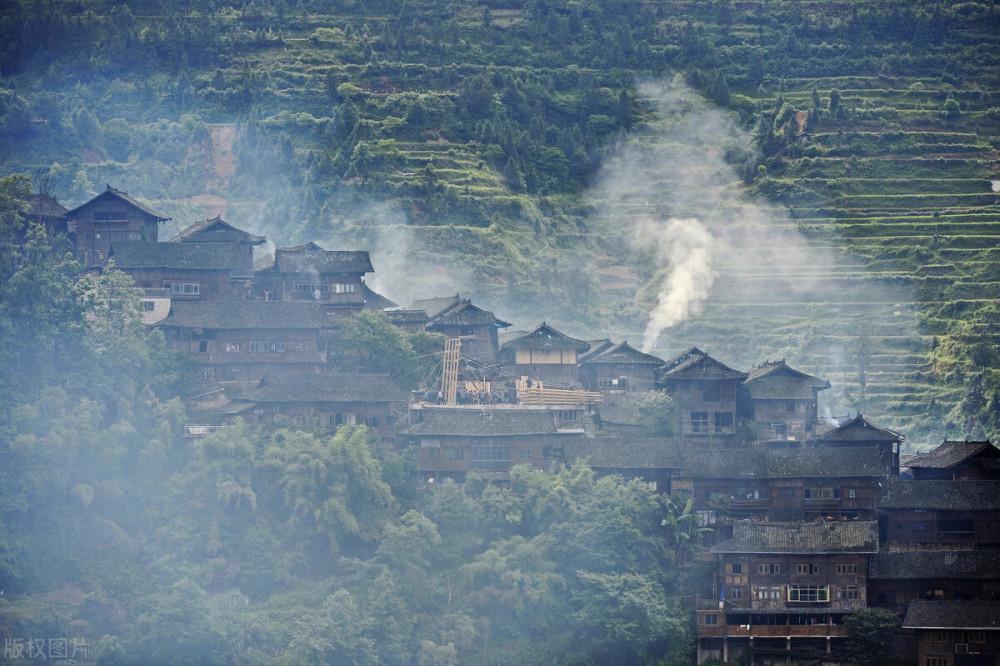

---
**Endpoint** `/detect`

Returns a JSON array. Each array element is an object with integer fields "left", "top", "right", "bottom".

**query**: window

[
  {"left": 805, "top": 487, "right": 841, "bottom": 499},
  {"left": 293, "top": 283, "right": 329, "bottom": 292},
  {"left": 755, "top": 586, "right": 782, "bottom": 600},
  {"left": 963, "top": 631, "right": 985, "bottom": 643},
  {"left": 774, "top": 423, "right": 788, "bottom": 437},
  {"left": 842, "top": 585, "right": 859, "bottom": 600},
  {"left": 731, "top": 587, "right": 743, "bottom": 600},
  {"left": 787, "top": 585, "right": 829, "bottom": 602},
  {"left": 926, "top": 631, "right": 948, "bottom": 643},
  {"left": 914, "top": 522, "right": 926, "bottom": 531},
  {"left": 334, "top": 283, "right": 356, "bottom": 293},
  {"left": 925, "top": 657, "right": 948, "bottom": 666},
  {"left": 295, "top": 341, "right": 305, "bottom": 352},
  {"left": 471, "top": 447, "right": 510, "bottom": 461},
  {"left": 778, "top": 489, "right": 796, "bottom": 497},
  {"left": 691, "top": 412, "right": 709, "bottom": 433},
  {"left": 364, "top": 416, "right": 377, "bottom": 427},
  {"left": 714, "top": 412, "right": 733, "bottom": 432},
  {"left": 848, "top": 488, "right": 857, "bottom": 499},
  {"left": 143, "top": 301, "right": 155, "bottom": 312},
  {"left": 727, "top": 563, "right": 743, "bottom": 575},
  {"left": 797, "top": 563, "right": 820, "bottom": 575},
  {"left": 704, "top": 614, "right": 718, "bottom": 626},
  {"left": 250, "top": 339, "right": 286, "bottom": 353},
  {"left": 199, "top": 341, "right": 208, "bottom": 353},
  {"left": 226, "top": 343, "right": 241, "bottom": 353},
  {"left": 165, "top": 281, "right": 200, "bottom": 295},
  {"left": 519, "top": 449, "right": 531, "bottom": 460},
  {"left": 836, "top": 564, "right": 858, "bottom": 575}
]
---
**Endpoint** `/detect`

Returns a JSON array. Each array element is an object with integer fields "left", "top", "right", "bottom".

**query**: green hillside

[{"left": 2, "top": 0, "right": 1000, "bottom": 445}]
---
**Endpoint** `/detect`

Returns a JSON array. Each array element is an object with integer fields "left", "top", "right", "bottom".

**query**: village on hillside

[{"left": 24, "top": 185, "right": 1000, "bottom": 664}]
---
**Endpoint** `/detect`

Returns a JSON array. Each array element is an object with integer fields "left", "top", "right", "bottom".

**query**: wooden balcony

[{"left": 698, "top": 624, "right": 849, "bottom": 639}]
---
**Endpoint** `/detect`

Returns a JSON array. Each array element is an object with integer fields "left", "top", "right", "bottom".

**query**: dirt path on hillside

[{"left": 188, "top": 124, "right": 237, "bottom": 219}]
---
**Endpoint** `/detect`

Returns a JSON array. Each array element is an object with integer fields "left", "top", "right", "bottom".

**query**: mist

[{"left": 589, "top": 80, "right": 918, "bottom": 416}]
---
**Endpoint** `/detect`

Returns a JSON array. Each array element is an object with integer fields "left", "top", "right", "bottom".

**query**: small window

[
  {"left": 836, "top": 564, "right": 858, "bottom": 575},
  {"left": 519, "top": 449, "right": 531, "bottom": 460},
  {"left": 714, "top": 412, "right": 733, "bottom": 432},
  {"left": 843, "top": 585, "right": 859, "bottom": 600},
  {"left": 774, "top": 423, "right": 788, "bottom": 437},
  {"left": 143, "top": 301, "right": 155, "bottom": 312},
  {"left": 728, "top": 563, "right": 743, "bottom": 575},
  {"left": 226, "top": 343, "right": 241, "bottom": 353},
  {"left": 848, "top": 488, "right": 857, "bottom": 499},
  {"left": 704, "top": 614, "right": 718, "bottom": 626},
  {"left": 796, "top": 563, "right": 820, "bottom": 575},
  {"left": 731, "top": 587, "right": 742, "bottom": 600},
  {"left": 691, "top": 412, "right": 709, "bottom": 433},
  {"left": 199, "top": 341, "right": 208, "bottom": 353}
]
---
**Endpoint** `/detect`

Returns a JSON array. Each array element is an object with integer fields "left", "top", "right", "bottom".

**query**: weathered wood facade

[
  {"left": 105, "top": 242, "right": 255, "bottom": 303},
  {"left": 908, "top": 440, "right": 1000, "bottom": 481},
  {"left": 578, "top": 340, "right": 664, "bottom": 392},
  {"left": 902, "top": 601, "right": 1000, "bottom": 666},
  {"left": 405, "top": 405, "right": 582, "bottom": 483},
  {"left": 869, "top": 551, "right": 1000, "bottom": 615},
  {"left": 412, "top": 295, "right": 511, "bottom": 370},
  {"left": 740, "top": 360, "right": 830, "bottom": 445},
  {"left": 815, "top": 413, "right": 904, "bottom": 477},
  {"left": 659, "top": 348, "right": 746, "bottom": 448},
  {"left": 222, "top": 372, "right": 408, "bottom": 439},
  {"left": 157, "top": 301, "right": 336, "bottom": 383},
  {"left": 499, "top": 322, "right": 591, "bottom": 387},
  {"left": 66, "top": 186, "right": 169, "bottom": 265},
  {"left": 697, "top": 522, "right": 878, "bottom": 665},
  {"left": 255, "top": 243, "right": 373, "bottom": 310},
  {"left": 881, "top": 481, "right": 1000, "bottom": 551}
]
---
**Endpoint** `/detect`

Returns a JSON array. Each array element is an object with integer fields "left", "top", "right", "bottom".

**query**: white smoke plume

[{"left": 639, "top": 217, "right": 715, "bottom": 352}]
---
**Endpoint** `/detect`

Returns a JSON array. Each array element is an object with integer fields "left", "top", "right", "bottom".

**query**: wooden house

[
  {"left": 869, "top": 551, "right": 1000, "bottom": 615},
  {"left": 404, "top": 405, "right": 583, "bottom": 483},
  {"left": 815, "top": 413, "right": 904, "bottom": 477},
  {"left": 254, "top": 242, "right": 373, "bottom": 311},
  {"left": 221, "top": 372, "right": 408, "bottom": 439},
  {"left": 902, "top": 601, "right": 1000, "bottom": 666},
  {"left": 19, "top": 193, "right": 69, "bottom": 240},
  {"left": 104, "top": 242, "right": 254, "bottom": 303},
  {"left": 499, "top": 322, "right": 591, "bottom": 387},
  {"left": 156, "top": 301, "right": 336, "bottom": 383},
  {"left": 658, "top": 348, "right": 746, "bottom": 448},
  {"left": 674, "top": 447, "right": 886, "bottom": 525},
  {"left": 881, "top": 480, "right": 1000, "bottom": 551},
  {"left": 740, "top": 360, "right": 830, "bottom": 445},
  {"left": 411, "top": 295, "right": 512, "bottom": 370},
  {"left": 909, "top": 440, "right": 1000, "bottom": 481},
  {"left": 168, "top": 215, "right": 265, "bottom": 263},
  {"left": 362, "top": 285, "right": 397, "bottom": 311},
  {"left": 697, "top": 521, "right": 878, "bottom": 664},
  {"left": 578, "top": 340, "right": 665, "bottom": 392},
  {"left": 66, "top": 186, "right": 169, "bottom": 265}
]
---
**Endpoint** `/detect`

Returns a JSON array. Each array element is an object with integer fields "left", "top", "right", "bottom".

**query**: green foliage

[{"left": 843, "top": 608, "right": 902, "bottom": 666}]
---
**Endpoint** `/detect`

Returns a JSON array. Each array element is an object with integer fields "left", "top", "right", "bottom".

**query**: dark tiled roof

[
  {"left": 405, "top": 406, "right": 557, "bottom": 436},
  {"left": 386, "top": 309, "right": 431, "bottom": 325},
  {"left": 168, "top": 216, "right": 265, "bottom": 245},
  {"left": 502, "top": 322, "right": 591, "bottom": 352},
  {"left": 363, "top": 285, "right": 398, "bottom": 310},
  {"left": 869, "top": 551, "right": 1000, "bottom": 580},
  {"left": 235, "top": 373, "right": 407, "bottom": 403},
  {"left": 67, "top": 185, "right": 170, "bottom": 221},
  {"left": 22, "top": 193, "right": 68, "bottom": 217},
  {"left": 909, "top": 440, "right": 998, "bottom": 470},
  {"left": 660, "top": 347, "right": 746, "bottom": 381},
  {"left": 712, "top": 521, "right": 879, "bottom": 554},
  {"left": 106, "top": 242, "right": 249, "bottom": 271},
  {"left": 680, "top": 447, "right": 884, "bottom": 479},
  {"left": 902, "top": 601, "right": 1000, "bottom": 630},
  {"left": 579, "top": 341, "right": 665, "bottom": 366},
  {"left": 157, "top": 301, "right": 337, "bottom": 330},
  {"left": 880, "top": 480, "right": 1000, "bottom": 510},
  {"left": 254, "top": 253, "right": 275, "bottom": 271},
  {"left": 819, "top": 413, "right": 904, "bottom": 443},
  {"left": 578, "top": 339, "right": 614, "bottom": 363},
  {"left": 412, "top": 295, "right": 512, "bottom": 328},
  {"left": 563, "top": 438, "right": 681, "bottom": 469},
  {"left": 273, "top": 247, "right": 373, "bottom": 275},
  {"left": 743, "top": 360, "right": 830, "bottom": 399}
]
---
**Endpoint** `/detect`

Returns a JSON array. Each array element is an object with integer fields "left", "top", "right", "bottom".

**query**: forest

[{"left": 1, "top": 0, "right": 999, "bottom": 662}]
